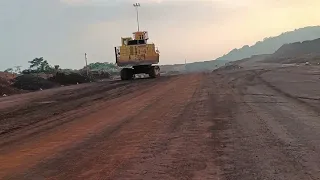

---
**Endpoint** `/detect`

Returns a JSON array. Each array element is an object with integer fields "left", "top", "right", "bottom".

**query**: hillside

[
  {"left": 153, "top": 26, "right": 320, "bottom": 73},
  {"left": 273, "top": 38, "right": 320, "bottom": 58},
  {"left": 262, "top": 38, "right": 320, "bottom": 64},
  {"left": 230, "top": 38, "right": 320, "bottom": 65},
  {"left": 171, "top": 26, "right": 320, "bottom": 72},
  {"left": 216, "top": 26, "right": 320, "bottom": 61}
]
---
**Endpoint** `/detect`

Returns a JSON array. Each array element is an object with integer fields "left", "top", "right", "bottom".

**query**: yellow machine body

[
  {"left": 114, "top": 31, "right": 160, "bottom": 80},
  {"left": 115, "top": 31, "right": 159, "bottom": 67}
]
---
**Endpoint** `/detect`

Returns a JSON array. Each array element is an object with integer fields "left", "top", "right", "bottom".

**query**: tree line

[{"left": 4, "top": 57, "right": 118, "bottom": 74}]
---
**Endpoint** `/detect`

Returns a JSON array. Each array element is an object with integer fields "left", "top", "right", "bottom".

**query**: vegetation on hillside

[
  {"left": 2, "top": 58, "right": 119, "bottom": 94},
  {"left": 5, "top": 57, "right": 119, "bottom": 76},
  {"left": 87, "top": 62, "right": 118, "bottom": 70}
]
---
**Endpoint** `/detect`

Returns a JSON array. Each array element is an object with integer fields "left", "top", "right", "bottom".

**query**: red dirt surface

[
  {"left": 0, "top": 72, "right": 16, "bottom": 80},
  {"left": 0, "top": 72, "right": 19, "bottom": 96},
  {"left": 1, "top": 63, "right": 320, "bottom": 179}
]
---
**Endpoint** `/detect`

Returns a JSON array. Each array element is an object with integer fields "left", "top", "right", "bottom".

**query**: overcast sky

[{"left": 1, "top": 0, "right": 319, "bottom": 70}]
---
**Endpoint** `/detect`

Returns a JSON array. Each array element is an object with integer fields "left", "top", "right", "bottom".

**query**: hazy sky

[{"left": 1, "top": 0, "right": 319, "bottom": 70}]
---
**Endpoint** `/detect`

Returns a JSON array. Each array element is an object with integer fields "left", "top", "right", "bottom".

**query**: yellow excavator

[{"left": 114, "top": 3, "right": 160, "bottom": 80}]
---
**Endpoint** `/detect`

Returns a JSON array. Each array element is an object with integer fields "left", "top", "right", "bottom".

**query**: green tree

[
  {"left": 39, "top": 60, "right": 50, "bottom": 72},
  {"left": 29, "top": 57, "right": 44, "bottom": 69},
  {"left": 27, "top": 57, "right": 54, "bottom": 73}
]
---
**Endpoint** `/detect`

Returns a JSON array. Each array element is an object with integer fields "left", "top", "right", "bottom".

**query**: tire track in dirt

[
  {"left": 211, "top": 69, "right": 320, "bottom": 180},
  {"left": 0, "top": 77, "right": 171, "bottom": 147},
  {"left": 109, "top": 73, "right": 222, "bottom": 180},
  {"left": 206, "top": 72, "right": 238, "bottom": 180},
  {"left": 258, "top": 75, "right": 320, "bottom": 113},
  {"left": 0, "top": 82, "right": 129, "bottom": 135},
  {"left": 6, "top": 74, "right": 203, "bottom": 180},
  {"left": 0, "top": 75, "right": 187, "bottom": 179},
  {"left": 243, "top": 75, "right": 320, "bottom": 179}
]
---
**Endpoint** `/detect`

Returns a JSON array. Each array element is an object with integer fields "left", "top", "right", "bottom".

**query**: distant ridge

[
  {"left": 215, "top": 26, "right": 320, "bottom": 61},
  {"left": 160, "top": 26, "right": 320, "bottom": 72}
]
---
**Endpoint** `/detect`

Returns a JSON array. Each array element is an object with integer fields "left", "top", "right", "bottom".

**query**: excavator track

[{"left": 120, "top": 65, "right": 160, "bottom": 80}]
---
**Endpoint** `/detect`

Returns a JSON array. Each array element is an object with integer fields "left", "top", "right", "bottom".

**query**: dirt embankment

[
  {"left": 0, "top": 72, "right": 20, "bottom": 96},
  {"left": 0, "top": 70, "right": 111, "bottom": 97}
]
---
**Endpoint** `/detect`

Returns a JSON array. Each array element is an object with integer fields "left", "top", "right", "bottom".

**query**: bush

[
  {"left": 13, "top": 74, "right": 58, "bottom": 90},
  {"left": 49, "top": 72, "right": 89, "bottom": 85}
]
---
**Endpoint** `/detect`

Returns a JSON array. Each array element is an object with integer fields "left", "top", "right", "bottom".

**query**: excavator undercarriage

[{"left": 120, "top": 65, "right": 160, "bottom": 80}]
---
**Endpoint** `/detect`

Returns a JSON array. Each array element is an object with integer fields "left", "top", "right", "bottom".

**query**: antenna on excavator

[{"left": 133, "top": 3, "right": 141, "bottom": 31}]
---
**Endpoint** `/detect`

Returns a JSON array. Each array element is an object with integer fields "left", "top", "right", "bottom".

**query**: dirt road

[
  {"left": 1, "top": 65, "right": 320, "bottom": 179},
  {"left": 213, "top": 65, "right": 320, "bottom": 180}
]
